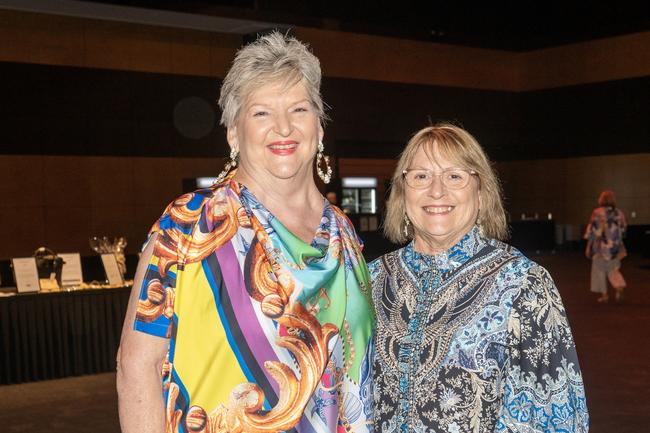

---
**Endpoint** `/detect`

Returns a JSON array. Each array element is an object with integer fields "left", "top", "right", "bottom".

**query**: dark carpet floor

[{"left": 1, "top": 251, "right": 649, "bottom": 432}]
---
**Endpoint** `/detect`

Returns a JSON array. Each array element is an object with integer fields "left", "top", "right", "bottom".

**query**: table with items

[{"left": 0, "top": 282, "right": 132, "bottom": 385}]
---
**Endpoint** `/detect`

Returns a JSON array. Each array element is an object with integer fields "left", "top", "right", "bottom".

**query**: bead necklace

[{"left": 395, "top": 251, "right": 440, "bottom": 432}]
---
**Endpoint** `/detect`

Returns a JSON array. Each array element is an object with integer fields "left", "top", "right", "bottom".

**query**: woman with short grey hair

[
  {"left": 117, "top": 31, "right": 374, "bottom": 433},
  {"left": 219, "top": 32, "right": 327, "bottom": 128}
]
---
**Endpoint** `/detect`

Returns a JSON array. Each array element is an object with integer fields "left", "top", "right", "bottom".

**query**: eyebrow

[
  {"left": 246, "top": 98, "right": 310, "bottom": 109},
  {"left": 287, "top": 98, "right": 311, "bottom": 107},
  {"left": 407, "top": 166, "right": 466, "bottom": 172}
]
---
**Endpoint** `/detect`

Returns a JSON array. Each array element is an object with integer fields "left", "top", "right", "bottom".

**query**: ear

[
  {"left": 226, "top": 126, "right": 239, "bottom": 152},
  {"left": 318, "top": 123, "right": 324, "bottom": 143}
]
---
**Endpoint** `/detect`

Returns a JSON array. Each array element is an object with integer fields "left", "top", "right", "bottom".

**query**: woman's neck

[
  {"left": 413, "top": 233, "right": 463, "bottom": 256},
  {"left": 233, "top": 168, "right": 324, "bottom": 243},
  {"left": 234, "top": 168, "right": 321, "bottom": 207},
  {"left": 413, "top": 239, "right": 447, "bottom": 256}
]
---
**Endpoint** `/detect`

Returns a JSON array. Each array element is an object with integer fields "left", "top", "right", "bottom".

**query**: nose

[
  {"left": 427, "top": 174, "right": 446, "bottom": 198},
  {"left": 273, "top": 112, "right": 292, "bottom": 137}
]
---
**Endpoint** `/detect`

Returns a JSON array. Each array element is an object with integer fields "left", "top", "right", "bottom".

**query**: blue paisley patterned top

[
  {"left": 584, "top": 206, "right": 627, "bottom": 260},
  {"left": 369, "top": 226, "right": 588, "bottom": 433}
]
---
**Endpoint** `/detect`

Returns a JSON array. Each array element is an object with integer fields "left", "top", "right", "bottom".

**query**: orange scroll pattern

[
  {"left": 164, "top": 300, "right": 339, "bottom": 433},
  {"left": 136, "top": 187, "right": 241, "bottom": 325}
]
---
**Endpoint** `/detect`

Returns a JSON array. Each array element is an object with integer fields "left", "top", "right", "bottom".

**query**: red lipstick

[{"left": 268, "top": 140, "right": 298, "bottom": 156}]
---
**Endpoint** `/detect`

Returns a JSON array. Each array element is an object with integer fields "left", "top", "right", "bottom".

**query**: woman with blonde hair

[
  {"left": 371, "top": 123, "right": 588, "bottom": 432},
  {"left": 584, "top": 189, "right": 627, "bottom": 302},
  {"left": 117, "top": 31, "right": 374, "bottom": 433}
]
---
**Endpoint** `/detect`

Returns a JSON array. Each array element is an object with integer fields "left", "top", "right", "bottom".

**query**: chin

[
  {"left": 422, "top": 223, "right": 470, "bottom": 243},
  {"left": 424, "top": 224, "right": 454, "bottom": 237},
  {"left": 268, "top": 165, "right": 309, "bottom": 181}
]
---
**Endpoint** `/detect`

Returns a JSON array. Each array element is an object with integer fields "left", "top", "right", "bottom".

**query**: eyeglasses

[{"left": 402, "top": 168, "right": 477, "bottom": 190}]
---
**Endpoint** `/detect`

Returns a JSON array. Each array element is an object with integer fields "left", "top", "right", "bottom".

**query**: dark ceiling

[{"left": 85, "top": 0, "right": 650, "bottom": 51}]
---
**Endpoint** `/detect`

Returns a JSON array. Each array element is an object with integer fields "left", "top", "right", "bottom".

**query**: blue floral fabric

[
  {"left": 584, "top": 206, "right": 627, "bottom": 260},
  {"left": 369, "top": 226, "right": 588, "bottom": 433}
]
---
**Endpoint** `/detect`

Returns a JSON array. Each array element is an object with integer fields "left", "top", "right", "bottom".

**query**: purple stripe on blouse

[
  {"left": 296, "top": 418, "right": 321, "bottom": 433},
  {"left": 215, "top": 239, "right": 281, "bottom": 395},
  {"left": 295, "top": 396, "right": 337, "bottom": 433}
]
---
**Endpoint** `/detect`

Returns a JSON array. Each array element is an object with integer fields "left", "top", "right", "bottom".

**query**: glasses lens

[
  {"left": 405, "top": 170, "right": 431, "bottom": 188},
  {"left": 442, "top": 169, "right": 471, "bottom": 189},
  {"left": 404, "top": 169, "right": 473, "bottom": 189}
]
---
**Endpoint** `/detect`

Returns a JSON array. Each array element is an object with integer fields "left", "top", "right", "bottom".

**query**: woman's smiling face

[
  {"left": 404, "top": 144, "right": 481, "bottom": 253},
  {"left": 227, "top": 79, "right": 323, "bottom": 184}
]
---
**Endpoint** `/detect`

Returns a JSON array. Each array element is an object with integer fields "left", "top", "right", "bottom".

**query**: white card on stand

[
  {"left": 101, "top": 253, "right": 124, "bottom": 286},
  {"left": 11, "top": 257, "right": 40, "bottom": 293},
  {"left": 59, "top": 253, "right": 84, "bottom": 287}
]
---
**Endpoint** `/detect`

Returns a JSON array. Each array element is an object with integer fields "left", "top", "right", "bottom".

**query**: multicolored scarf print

[
  {"left": 369, "top": 226, "right": 588, "bottom": 433},
  {"left": 134, "top": 175, "right": 375, "bottom": 433},
  {"left": 584, "top": 206, "right": 627, "bottom": 260}
]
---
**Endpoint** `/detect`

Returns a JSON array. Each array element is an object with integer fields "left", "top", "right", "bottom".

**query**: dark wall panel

[
  {"left": 519, "top": 77, "right": 650, "bottom": 159},
  {"left": 1, "top": 62, "right": 227, "bottom": 157},
  {"left": 2, "top": 62, "right": 649, "bottom": 160},
  {"left": 322, "top": 78, "right": 521, "bottom": 160}
]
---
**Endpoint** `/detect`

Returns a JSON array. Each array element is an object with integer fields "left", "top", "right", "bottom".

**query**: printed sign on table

[
  {"left": 101, "top": 253, "right": 124, "bottom": 286},
  {"left": 59, "top": 253, "right": 84, "bottom": 287},
  {"left": 11, "top": 257, "right": 40, "bottom": 293}
]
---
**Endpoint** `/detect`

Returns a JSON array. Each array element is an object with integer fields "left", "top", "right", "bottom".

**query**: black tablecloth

[{"left": 0, "top": 287, "right": 131, "bottom": 385}]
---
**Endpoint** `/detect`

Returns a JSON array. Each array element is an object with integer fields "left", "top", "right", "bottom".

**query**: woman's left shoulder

[{"left": 488, "top": 240, "right": 556, "bottom": 290}]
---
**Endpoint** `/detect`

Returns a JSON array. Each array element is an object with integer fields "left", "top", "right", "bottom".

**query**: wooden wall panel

[
  {"left": 0, "top": 8, "right": 648, "bottom": 259},
  {"left": 0, "top": 152, "right": 647, "bottom": 258},
  {"left": 0, "top": 12, "right": 85, "bottom": 67},
  {"left": 0, "top": 155, "right": 223, "bottom": 259},
  {"left": 496, "top": 153, "right": 650, "bottom": 227},
  {"left": 520, "top": 32, "right": 650, "bottom": 90},
  {"left": 1, "top": 10, "right": 649, "bottom": 90},
  {"left": 0, "top": 10, "right": 239, "bottom": 78},
  {"left": 294, "top": 27, "right": 521, "bottom": 91}
]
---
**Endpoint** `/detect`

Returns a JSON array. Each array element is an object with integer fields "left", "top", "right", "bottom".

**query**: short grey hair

[
  {"left": 218, "top": 31, "right": 327, "bottom": 128},
  {"left": 384, "top": 123, "right": 508, "bottom": 244}
]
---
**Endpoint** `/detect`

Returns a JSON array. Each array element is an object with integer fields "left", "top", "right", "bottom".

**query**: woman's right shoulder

[{"left": 152, "top": 183, "right": 233, "bottom": 233}]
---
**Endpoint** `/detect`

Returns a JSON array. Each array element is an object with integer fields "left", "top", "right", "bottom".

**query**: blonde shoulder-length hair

[{"left": 384, "top": 123, "right": 508, "bottom": 244}]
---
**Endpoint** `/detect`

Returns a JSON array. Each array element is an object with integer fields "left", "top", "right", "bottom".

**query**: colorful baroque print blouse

[
  {"left": 584, "top": 206, "right": 627, "bottom": 260},
  {"left": 369, "top": 226, "right": 588, "bottom": 433},
  {"left": 134, "top": 179, "right": 375, "bottom": 433}
]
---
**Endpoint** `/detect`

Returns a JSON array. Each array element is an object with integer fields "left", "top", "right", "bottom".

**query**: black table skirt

[{"left": 0, "top": 287, "right": 131, "bottom": 385}]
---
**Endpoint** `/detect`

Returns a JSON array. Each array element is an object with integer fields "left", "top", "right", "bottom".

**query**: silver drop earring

[
  {"left": 403, "top": 214, "right": 410, "bottom": 238},
  {"left": 316, "top": 140, "right": 332, "bottom": 184},
  {"left": 214, "top": 147, "right": 238, "bottom": 185}
]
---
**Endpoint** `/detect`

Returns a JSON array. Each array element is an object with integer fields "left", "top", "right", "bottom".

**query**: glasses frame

[{"left": 402, "top": 168, "right": 478, "bottom": 190}]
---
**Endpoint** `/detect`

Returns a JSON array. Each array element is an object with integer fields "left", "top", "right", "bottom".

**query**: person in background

[
  {"left": 116, "top": 31, "right": 374, "bottom": 433},
  {"left": 584, "top": 189, "right": 627, "bottom": 303},
  {"left": 326, "top": 191, "right": 338, "bottom": 206},
  {"left": 370, "top": 124, "right": 588, "bottom": 432}
]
